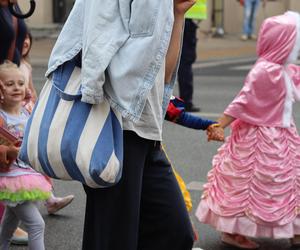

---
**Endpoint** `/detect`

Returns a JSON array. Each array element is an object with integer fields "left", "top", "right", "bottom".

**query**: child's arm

[
  {"left": 165, "top": 97, "right": 216, "bottom": 130},
  {"left": 177, "top": 112, "right": 214, "bottom": 130},
  {"left": 217, "top": 114, "right": 235, "bottom": 129}
]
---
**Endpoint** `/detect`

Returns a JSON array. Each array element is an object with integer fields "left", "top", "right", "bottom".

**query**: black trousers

[
  {"left": 82, "top": 131, "right": 194, "bottom": 250},
  {"left": 178, "top": 19, "right": 198, "bottom": 108}
]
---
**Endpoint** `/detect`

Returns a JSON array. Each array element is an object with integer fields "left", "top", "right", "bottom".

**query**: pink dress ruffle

[{"left": 196, "top": 120, "right": 300, "bottom": 239}]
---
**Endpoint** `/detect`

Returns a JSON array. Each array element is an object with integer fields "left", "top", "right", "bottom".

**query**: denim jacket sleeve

[{"left": 80, "top": 0, "right": 131, "bottom": 104}]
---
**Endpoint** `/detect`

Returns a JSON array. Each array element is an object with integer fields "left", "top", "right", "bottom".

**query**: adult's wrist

[{"left": 174, "top": 12, "right": 185, "bottom": 21}]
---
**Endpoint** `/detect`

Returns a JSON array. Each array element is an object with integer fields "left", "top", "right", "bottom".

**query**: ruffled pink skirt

[
  {"left": 196, "top": 120, "right": 300, "bottom": 238},
  {"left": 0, "top": 172, "right": 52, "bottom": 204}
]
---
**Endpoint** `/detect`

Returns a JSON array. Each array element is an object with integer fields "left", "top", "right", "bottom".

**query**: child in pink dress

[
  {"left": 0, "top": 61, "right": 52, "bottom": 249},
  {"left": 196, "top": 11, "right": 300, "bottom": 249}
]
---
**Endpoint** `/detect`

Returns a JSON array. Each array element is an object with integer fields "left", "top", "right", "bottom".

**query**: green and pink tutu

[{"left": 0, "top": 171, "right": 52, "bottom": 205}]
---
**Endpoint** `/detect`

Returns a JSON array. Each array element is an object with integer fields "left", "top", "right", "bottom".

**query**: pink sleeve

[
  {"left": 288, "top": 64, "right": 300, "bottom": 87},
  {"left": 224, "top": 63, "right": 286, "bottom": 126}
]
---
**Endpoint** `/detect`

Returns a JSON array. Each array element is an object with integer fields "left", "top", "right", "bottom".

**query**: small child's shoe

[
  {"left": 221, "top": 233, "right": 259, "bottom": 249},
  {"left": 240, "top": 34, "right": 248, "bottom": 41},
  {"left": 46, "top": 195, "right": 74, "bottom": 214},
  {"left": 11, "top": 227, "right": 28, "bottom": 245},
  {"left": 291, "top": 235, "right": 300, "bottom": 246}
]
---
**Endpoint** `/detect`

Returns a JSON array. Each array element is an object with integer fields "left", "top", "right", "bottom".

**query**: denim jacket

[{"left": 46, "top": 0, "right": 178, "bottom": 122}]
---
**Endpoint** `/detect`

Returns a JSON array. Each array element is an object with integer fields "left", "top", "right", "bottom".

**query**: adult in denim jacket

[
  {"left": 47, "top": 0, "right": 177, "bottom": 120},
  {"left": 47, "top": 0, "right": 196, "bottom": 249}
]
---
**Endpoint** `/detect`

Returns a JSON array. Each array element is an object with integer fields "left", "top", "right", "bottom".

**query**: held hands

[
  {"left": 207, "top": 124, "right": 225, "bottom": 142},
  {"left": 174, "top": 0, "right": 196, "bottom": 17}
]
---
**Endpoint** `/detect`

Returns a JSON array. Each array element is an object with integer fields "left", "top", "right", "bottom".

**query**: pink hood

[{"left": 225, "top": 11, "right": 300, "bottom": 127}]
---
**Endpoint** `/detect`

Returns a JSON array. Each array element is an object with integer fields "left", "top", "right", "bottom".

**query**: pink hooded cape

[{"left": 225, "top": 11, "right": 300, "bottom": 128}]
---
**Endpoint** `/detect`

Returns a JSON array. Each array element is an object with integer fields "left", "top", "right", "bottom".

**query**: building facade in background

[
  {"left": 19, "top": 0, "right": 74, "bottom": 28},
  {"left": 20, "top": 0, "right": 300, "bottom": 35}
]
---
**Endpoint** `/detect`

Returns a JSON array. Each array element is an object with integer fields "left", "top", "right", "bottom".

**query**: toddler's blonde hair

[{"left": 0, "top": 60, "right": 23, "bottom": 80}]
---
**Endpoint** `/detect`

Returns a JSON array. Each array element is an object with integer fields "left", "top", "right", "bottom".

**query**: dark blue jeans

[
  {"left": 243, "top": 0, "right": 260, "bottom": 36},
  {"left": 82, "top": 131, "right": 194, "bottom": 250}
]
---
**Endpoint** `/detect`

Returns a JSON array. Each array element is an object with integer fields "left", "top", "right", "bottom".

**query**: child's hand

[
  {"left": 207, "top": 124, "right": 225, "bottom": 142},
  {"left": 0, "top": 145, "right": 19, "bottom": 171},
  {"left": 7, "top": 145, "right": 19, "bottom": 161},
  {"left": 24, "top": 88, "right": 32, "bottom": 104},
  {"left": 0, "top": 80, "right": 5, "bottom": 103}
]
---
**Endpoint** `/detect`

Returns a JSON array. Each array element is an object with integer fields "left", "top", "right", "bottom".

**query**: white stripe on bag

[
  {"left": 47, "top": 67, "right": 82, "bottom": 179},
  {"left": 76, "top": 102, "right": 110, "bottom": 188},
  {"left": 47, "top": 100, "right": 73, "bottom": 179},
  {"left": 100, "top": 152, "right": 120, "bottom": 183},
  {"left": 27, "top": 80, "right": 52, "bottom": 173}
]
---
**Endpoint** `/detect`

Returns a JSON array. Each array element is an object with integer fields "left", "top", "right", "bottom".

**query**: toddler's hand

[
  {"left": 207, "top": 124, "right": 225, "bottom": 142},
  {"left": 24, "top": 88, "right": 32, "bottom": 104},
  {"left": 0, "top": 80, "right": 5, "bottom": 103},
  {"left": 0, "top": 145, "right": 19, "bottom": 171}
]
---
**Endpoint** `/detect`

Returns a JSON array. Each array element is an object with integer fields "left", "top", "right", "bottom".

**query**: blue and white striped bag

[{"left": 19, "top": 58, "right": 123, "bottom": 188}]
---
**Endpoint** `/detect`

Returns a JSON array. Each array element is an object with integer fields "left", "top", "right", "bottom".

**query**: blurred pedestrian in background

[
  {"left": 178, "top": 0, "right": 207, "bottom": 112},
  {"left": 0, "top": 0, "right": 26, "bottom": 65},
  {"left": 239, "top": 0, "right": 266, "bottom": 41}
]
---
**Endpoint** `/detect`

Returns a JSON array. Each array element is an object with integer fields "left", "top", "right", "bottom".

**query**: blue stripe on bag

[
  {"left": 89, "top": 111, "right": 123, "bottom": 186},
  {"left": 60, "top": 102, "right": 92, "bottom": 184},
  {"left": 20, "top": 100, "right": 39, "bottom": 164},
  {"left": 111, "top": 111, "right": 123, "bottom": 162},
  {"left": 38, "top": 61, "right": 75, "bottom": 178}
]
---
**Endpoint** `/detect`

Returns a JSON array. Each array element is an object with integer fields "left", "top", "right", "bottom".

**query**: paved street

[{"left": 11, "top": 36, "right": 300, "bottom": 249}]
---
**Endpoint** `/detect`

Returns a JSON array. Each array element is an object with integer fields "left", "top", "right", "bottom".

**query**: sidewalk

[
  {"left": 30, "top": 32, "right": 257, "bottom": 66},
  {"left": 197, "top": 32, "right": 257, "bottom": 62}
]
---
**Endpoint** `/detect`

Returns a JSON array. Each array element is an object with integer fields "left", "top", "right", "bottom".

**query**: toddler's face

[{"left": 0, "top": 69, "right": 26, "bottom": 105}]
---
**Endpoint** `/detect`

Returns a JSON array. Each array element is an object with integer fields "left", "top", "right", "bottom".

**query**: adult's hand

[{"left": 174, "top": 0, "right": 196, "bottom": 17}]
